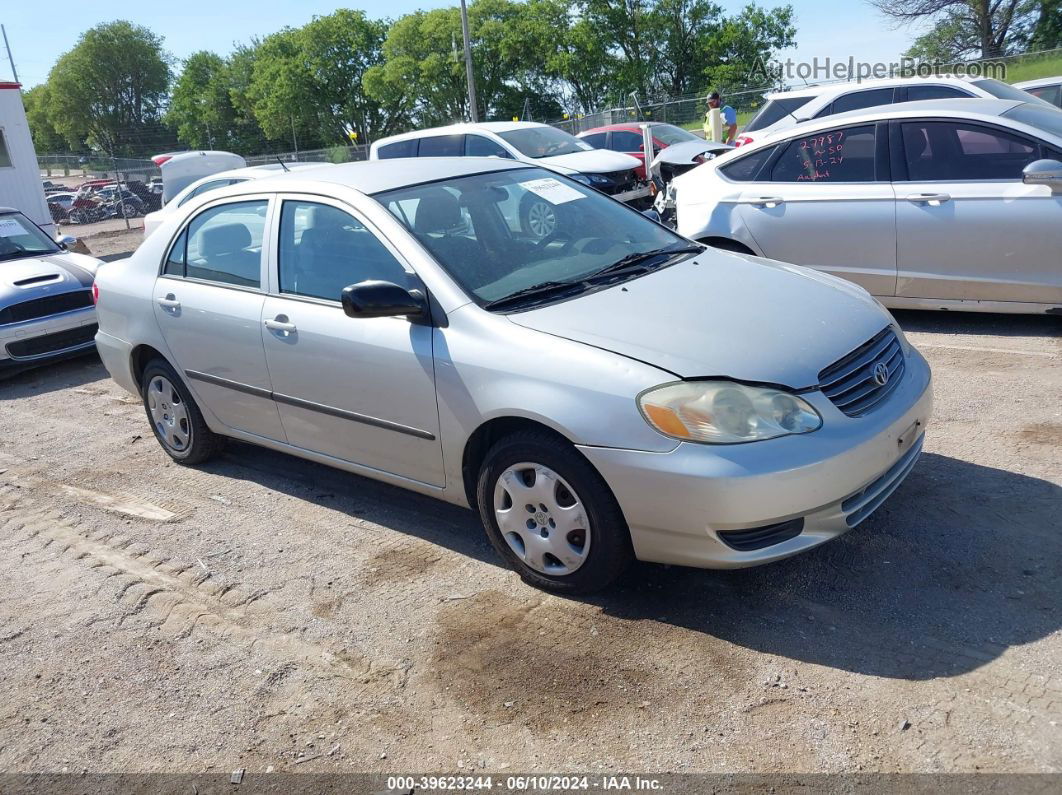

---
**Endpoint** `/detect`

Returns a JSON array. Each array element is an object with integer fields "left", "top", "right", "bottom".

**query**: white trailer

[{"left": 0, "top": 81, "right": 53, "bottom": 237}]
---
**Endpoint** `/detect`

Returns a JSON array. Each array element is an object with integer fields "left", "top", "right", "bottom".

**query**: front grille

[
  {"left": 5, "top": 323, "right": 98, "bottom": 358},
  {"left": 841, "top": 434, "right": 924, "bottom": 527},
  {"left": 718, "top": 518, "right": 804, "bottom": 551},
  {"left": 818, "top": 326, "right": 905, "bottom": 417},
  {"left": 601, "top": 169, "right": 637, "bottom": 194},
  {"left": 0, "top": 290, "right": 93, "bottom": 325}
]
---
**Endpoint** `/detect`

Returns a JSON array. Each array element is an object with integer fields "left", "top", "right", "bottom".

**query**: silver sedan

[{"left": 94, "top": 158, "right": 932, "bottom": 592}]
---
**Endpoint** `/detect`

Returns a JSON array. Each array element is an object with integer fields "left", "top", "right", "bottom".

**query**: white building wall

[{"left": 0, "top": 83, "right": 54, "bottom": 237}]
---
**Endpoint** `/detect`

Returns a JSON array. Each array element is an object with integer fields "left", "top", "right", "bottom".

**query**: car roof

[
  {"left": 1013, "top": 75, "right": 1062, "bottom": 89},
  {"left": 373, "top": 121, "right": 552, "bottom": 146},
  {"left": 234, "top": 157, "right": 536, "bottom": 195},
  {"left": 764, "top": 74, "right": 992, "bottom": 101},
  {"left": 742, "top": 98, "right": 1029, "bottom": 148},
  {"left": 577, "top": 121, "right": 676, "bottom": 135}
]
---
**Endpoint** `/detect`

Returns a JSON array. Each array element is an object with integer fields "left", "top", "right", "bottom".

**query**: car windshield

[
  {"left": 744, "top": 96, "right": 813, "bottom": 131},
  {"left": 1002, "top": 102, "right": 1062, "bottom": 139},
  {"left": 375, "top": 167, "right": 694, "bottom": 309},
  {"left": 652, "top": 124, "right": 701, "bottom": 145},
  {"left": 497, "top": 127, "right": 594, "bottom": 158},
  {"left": 974, "top": 78, "right": 1056, "bottom": 107},
  {"left": 0, "top": 212, "right": 60, "bottom": 262}
]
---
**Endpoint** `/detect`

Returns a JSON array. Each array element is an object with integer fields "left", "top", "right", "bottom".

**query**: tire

[
  {"left": 520, "top": 195, "right": 559, "bottom": 240},
  {"left": 476, "top": 430, "right": 633, "bottom": 593},
  {"left": 140, "top": 358, "right": 223, "bottom": 465}
]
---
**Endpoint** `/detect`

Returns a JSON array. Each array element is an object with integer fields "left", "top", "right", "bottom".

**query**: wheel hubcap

[
  {"left": 494, "top": 463, "right": 590, "bottom": 576},
  {"left": 527, "top": 201, "right": 557, "bottom": 238},
  {"left": 147, "top": 375, "right": 190, "bottom": 452}
]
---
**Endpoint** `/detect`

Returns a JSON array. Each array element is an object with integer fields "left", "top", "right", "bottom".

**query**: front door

[
  {"left": 893, "top": 119, "right": 1062, "bottom": 304},
  {"left": 260, "top": 197, "right": 444, "bottom": 486},
  {"left": 733, "top": 123, "right": 898, "bottom": 297},
  {"left": 153, "top": 197, "right": 285, "bottom": 441}
]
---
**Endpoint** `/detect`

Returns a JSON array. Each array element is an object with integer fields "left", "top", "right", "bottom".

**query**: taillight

[
  {"left": 734, "top": 135, "right": 753, "bottom": 147},
  {"left": 92, "top": 282, "right": 99, "bottom": 304}
]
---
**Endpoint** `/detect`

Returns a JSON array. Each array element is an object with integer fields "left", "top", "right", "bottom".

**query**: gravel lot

[{"left": 0, "top": 311, "right": 1058, "bottom": 775}]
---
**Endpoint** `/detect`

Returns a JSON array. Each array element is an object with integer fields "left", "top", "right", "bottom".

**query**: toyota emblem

[{"left": 872, "top": 362, "right": 890, "bottom": 387}]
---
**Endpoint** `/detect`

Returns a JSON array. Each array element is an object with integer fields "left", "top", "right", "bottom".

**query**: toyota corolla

[{"left": 93, "top": 158, "right": 932, "bottom": 592}]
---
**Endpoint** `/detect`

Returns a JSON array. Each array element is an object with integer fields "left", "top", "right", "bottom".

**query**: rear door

[
  {"left": 260, "top": 195, "right": 443, "bottom": 486},
  {"left": 892, "top": 118, "right": 1062, "bottom": 303},
  {"left": 153, "top": 196, "right": 285, "bottom": 440},
  {"left": 733, "top": 122, "right": 898, "bottom": 296}
]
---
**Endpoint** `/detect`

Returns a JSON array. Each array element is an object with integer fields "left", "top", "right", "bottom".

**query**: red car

[{"left": 576, "top": 122, "right": 705, "bottom": 179}]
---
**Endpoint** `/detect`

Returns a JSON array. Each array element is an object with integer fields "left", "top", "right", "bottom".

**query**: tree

[
  {"left": 22, "top": 84, "right": 72, "bottom": 153},
  {"left": 44, "top": 20, "right": 172, "bottom": 155},
  {"left": 1025, "top": 0, "right": 1062, "bottom": 50},
  {"left": 703, "top": 3, "right": 796, "bottom": 94},
  {"left": 872, "top": 0, "right": 1030, "bottom": 59}
]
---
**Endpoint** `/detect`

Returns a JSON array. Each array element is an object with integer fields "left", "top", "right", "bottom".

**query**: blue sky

[{"left": 0, "top": 1, "right": 928, "bottom": 90}]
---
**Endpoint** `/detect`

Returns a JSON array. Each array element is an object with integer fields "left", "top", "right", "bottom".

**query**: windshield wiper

[
  {"left": 483, "top": 279, "right": 589, "bottom": 311},
  {"left": 585, "top": 244, "right": 702, "bottom": 282}
]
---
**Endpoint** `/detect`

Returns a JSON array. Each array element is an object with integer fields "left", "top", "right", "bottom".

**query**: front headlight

[
  {"left": 570, "top": 174, "right": 592, "bottom": 185},
  {"left": 638, "top": 380, "right": 822, "bottom": 444}
]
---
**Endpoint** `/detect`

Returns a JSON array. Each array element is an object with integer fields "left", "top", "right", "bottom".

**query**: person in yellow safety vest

[{"left": 704, "top": 91, "right": 737, "bottom": 144}]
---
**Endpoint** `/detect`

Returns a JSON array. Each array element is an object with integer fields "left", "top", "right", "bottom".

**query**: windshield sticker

[
  {"left": 0, "top": 217, "right": 30, "bottom": 238},
  {"left": 519, "top": 177, "right": 586, "bottom": 205}
]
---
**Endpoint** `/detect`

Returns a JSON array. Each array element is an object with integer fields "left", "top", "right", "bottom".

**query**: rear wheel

[
  {"left": 140, "top": 358, "right": 222, "bottom": 465},
  {"left": 520, "top": 195, "right": 558, "bottom": 240},
  {"left": 476, "top": 430, "right": 632, "bottom": 593}
]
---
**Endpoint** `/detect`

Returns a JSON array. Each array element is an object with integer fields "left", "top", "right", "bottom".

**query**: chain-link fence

[{"left": 243, "top": 144, "right": 371, "bottom": 167}]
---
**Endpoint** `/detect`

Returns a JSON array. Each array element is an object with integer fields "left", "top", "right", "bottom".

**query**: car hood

[
  {"left": 507, "top": 251, "right": 893, "bottom": 388},
  {"left": 536, "top": 149, "right": 642, "bottom": 175},
  {"left": 650, "top": 140, "right": 733, "bottom": 169},
  {"left": 0, "top": 252, "right": 103, "bottom": 303}
]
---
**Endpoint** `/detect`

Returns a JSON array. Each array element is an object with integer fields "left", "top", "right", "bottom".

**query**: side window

[
  {"left": 900, "top": 121, "right": 1038, "bottom": 181},
  {"left": 163, "top": 229, "right": 187, "bottom": 276},
  {"left": 183, "top": 200, "right": 267, "bottom": 288},
  {"left": 580, "top": 132, "right": 606, "bottom": 148},
  {"left": 771, "top": 126, "right": 876, "bottom": 182},
  {"left": 0, "top": 130, "right": 11, "bottom": 168},
  {"left": 377, "top": 140, "right": 418, "bottom": 159},
  {"left": 610, "top": 131, "right": 644, "bottom": 152},
  {"left": 419, "top": 135, "right": 465, "bottom": 157},
  {"left": 278, "top": 200, "right": 409, "bottom": 301},
  {"left": 719, "top": 145, "right": 776, "bottom": 181},
  {"left": 465, "top": 135, "right": 511, "bottom": 158},
  {"left": 830, "top": 87, "right": 894, "bottom": 115},
  {"left": 905, "top": 85, "right": 971, "bottom": 102},
  {"left": 1026, "top": 84, "right": 1061, "bottom": 108}
]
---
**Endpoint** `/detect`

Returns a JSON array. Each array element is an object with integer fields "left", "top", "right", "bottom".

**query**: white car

[
  {"left": 1015, "top": 76, "right": 1062, "bottom": 109},
  {"left": 370, "top": 122, "right": 649, "bottom": 236},
  {"left": 142, "top": 163, "right": 329, "bottom": 239},
  {"left": 734, "top": 75, "right": 1058, "bottom": 149},
  {"left": 674, "top": 98, "right": 1062, "bottom": 315}
]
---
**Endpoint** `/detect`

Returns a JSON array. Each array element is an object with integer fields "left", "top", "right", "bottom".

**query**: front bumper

[
  {"left": 0, "top": 306, "right": 98, "bottom": 376},
  {"left": 578, "top": 350, "right": 933, "bottom": 568}
]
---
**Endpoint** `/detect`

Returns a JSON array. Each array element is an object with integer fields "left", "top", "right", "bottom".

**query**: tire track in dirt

[{"left": 0, "top": 507, "right": 401, "bottom": 691}]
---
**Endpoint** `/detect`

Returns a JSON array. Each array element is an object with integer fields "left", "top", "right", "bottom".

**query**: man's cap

[{"left": 708, "top": 91, "right": 720, "bottom": 100}]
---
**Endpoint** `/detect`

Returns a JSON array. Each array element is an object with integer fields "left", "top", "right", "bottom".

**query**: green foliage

[
  {"left": 43, "top": 20, "right": 172, "bottom": 155},
  {"left": 22, "top": 85, "right": 71, "bottom": 153}
]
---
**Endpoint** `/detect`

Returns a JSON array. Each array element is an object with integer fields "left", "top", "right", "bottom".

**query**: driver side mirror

[
  {"left": 341, "top": 280, "right": 426, "bottom": 319},
  {"left": 1023, "top": 159, "right": 1062, "bottom": 193},
  {"left": 56, "top": 235, "right": 78, "bottom": 250}
]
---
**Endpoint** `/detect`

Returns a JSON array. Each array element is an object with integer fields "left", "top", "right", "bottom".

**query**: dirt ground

[{"left": 0, "top": 311, "right": 1058, "bottom": 775}]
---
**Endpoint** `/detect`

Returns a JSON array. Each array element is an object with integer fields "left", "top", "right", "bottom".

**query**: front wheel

[
  {"left": 476, "top": 430, "right": 633, "bottom": 593},
  {"left": 140, "top": 358, "right": 223, "bottom": 465},
  {"left": 520, "top": 195, "right": 558, "bottom": 240}
]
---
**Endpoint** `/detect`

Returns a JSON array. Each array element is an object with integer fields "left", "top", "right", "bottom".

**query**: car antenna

[{"left": 275, "top": 156, "right": 290, "bottom": 172}]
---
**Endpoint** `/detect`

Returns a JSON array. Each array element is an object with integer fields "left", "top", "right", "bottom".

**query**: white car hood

[{"left": 536, "top": 149, "right": 642, "bottom": 175}]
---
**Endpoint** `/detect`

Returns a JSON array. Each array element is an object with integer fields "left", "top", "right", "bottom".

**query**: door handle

[
  {"left": 746, "top": 196, "right": 784, "bottom": 208},
  {"left": 905, "top": 192, "right": 951, "bottom": 205},
  {"left": 156, "top": 294, "right": 181, "bottom": 310},
  {"left": 264, "top": 317, "right": 297, "bottom": 333}
]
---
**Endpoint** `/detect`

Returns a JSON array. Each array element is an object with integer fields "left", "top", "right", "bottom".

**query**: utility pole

[
  {"left": 290, "top": 116, "right": 299, "bottom": 160},
  {"left": 459, "top": 0, "right": 478, "bottom": 122},
  {"left": 2, "top": 25, "right": 19, "bottom": 84}
]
